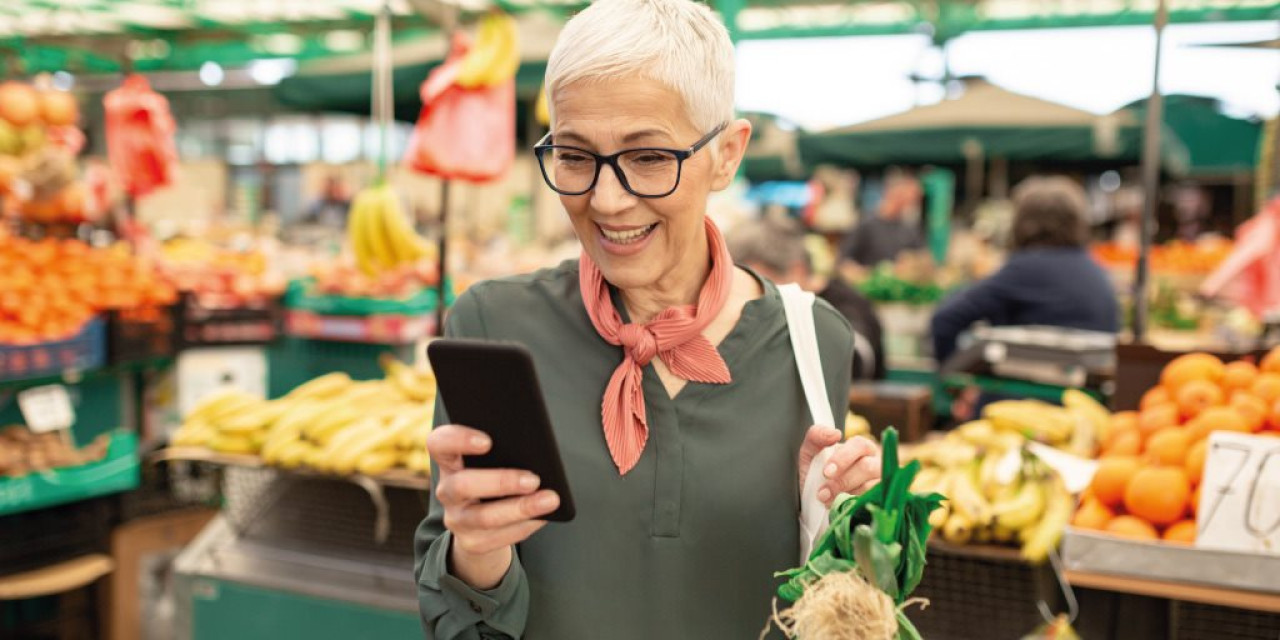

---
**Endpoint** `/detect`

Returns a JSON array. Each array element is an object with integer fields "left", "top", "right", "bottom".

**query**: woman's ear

[{"left": 710, "top": 119, "right": 753, "bottom": 192}]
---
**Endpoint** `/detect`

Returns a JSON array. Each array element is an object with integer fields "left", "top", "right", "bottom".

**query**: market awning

[
  {"left": 1121, "top": 94, "right": 1264, "bottom": 177},
  {"left": 796, "top": 78, "right": 1189, "bottom": 171}
]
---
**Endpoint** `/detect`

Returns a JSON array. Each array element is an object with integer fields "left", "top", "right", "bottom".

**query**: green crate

[
  {"left": 0, "top": 430, "right": 139, "bottom": 516},
  {"left": 191, "top": 579, "right": 420, "bottom": 640}
]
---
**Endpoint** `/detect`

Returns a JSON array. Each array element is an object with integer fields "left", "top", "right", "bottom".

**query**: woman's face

[{"left": 550, "top": 76, "right": 747, "bottom": 292}]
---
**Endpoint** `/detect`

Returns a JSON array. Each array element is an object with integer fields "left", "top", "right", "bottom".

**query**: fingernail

[
  {"left": 470, "top": 434, "right": 490, "bottom": 449},
  {"left": 519, "top": 474, "right": 539, "bottom": 490},
  {"left": 824, "top": 463, "right": 838, "bottom": 478},
  {"left": 818, "top": 488, "right": 832, "bottom": 503},
  {"left": 537, "top": 492, "right": 559, "bottom": 511}
]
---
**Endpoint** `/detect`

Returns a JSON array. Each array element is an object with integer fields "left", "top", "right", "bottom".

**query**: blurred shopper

[
  {"left": 414, "top": 2, "right": 881, "bottom": 638},
  {"left": 931, "top": 176, "right": 1119, "bottom": 365},
  {"left": 300, "top": 173, "right": 350, "bottom": 227},
  {"left": 838, "top": 171, "right": 925, "bottom": 270},
  {"left": 728, "top": 216, "right": 886, "bottom": 380}
]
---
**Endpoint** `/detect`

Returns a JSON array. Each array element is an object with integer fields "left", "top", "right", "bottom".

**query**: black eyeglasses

[{"left": 533, "top": 123, "right": 728, "bottom": 198}]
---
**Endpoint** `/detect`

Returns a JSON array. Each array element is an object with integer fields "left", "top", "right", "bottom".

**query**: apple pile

[{"left": 159, "top": 238, "right": 288, "bottom": 309}]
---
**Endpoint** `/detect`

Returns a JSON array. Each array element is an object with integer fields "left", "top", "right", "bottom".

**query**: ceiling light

[{"left": 199, "top": 61, "right": 225, "bottom": 87}]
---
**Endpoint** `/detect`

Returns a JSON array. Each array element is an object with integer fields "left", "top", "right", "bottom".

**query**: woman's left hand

[{"left": 798, "top": 426, "right": 880, "bottom": 506}]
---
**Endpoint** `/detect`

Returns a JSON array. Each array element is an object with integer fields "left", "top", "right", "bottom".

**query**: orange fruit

[
  {"left": 1229, "top": 393, "right": 1268, "bottom": 432},
  {"left": 1261, "top": 346, "right": 1280, "bottom": 375},
  {"left": 1175, "top": 379, "right": 1223, "bottom": 419},
  {"left": 1222, "top": 361, "right": 1260, "bottom": 394},
  {"left": 1138, "top": 403, "right": 1180, "bottom": 440},
  {"left": 1146, "top": 428, "right": 1192, "bottom": 466},
  {"left": 1106, "top": 515, "right": 1160, "bottom": 541},
  {"left": 1072, "top": 498, "right": 1114, "bottom": 531},
  {"left": 1110, "top": 411, "right": 1139, "bottom": 437},
  {"left": 1185, "top": 439, "right": 1208, "bottom": 484},
  {"left": 1091, "top": 456, "right": 1141, "bottom": 508},
  {"left": 1162, "top": 520, "right": 1198, "bottom": 545},
  {"left": 1125, "top": 466, "right": 1192, "bottom": 526},
  {"left": 1140, "top": 386, "right": 1172, "bottom": 411},
  {"left": 1106, "top": 429, "right": 1143, "bottom": 457},
  {"left": 1253, "top": 373, "right": 1280, "bottom": 405},
  {"left": 1161, "top": 353, "right": 1226, "bottom": 393},
  {"left": 1186, "top": 405, "right": 1250, "bottom": 442}
]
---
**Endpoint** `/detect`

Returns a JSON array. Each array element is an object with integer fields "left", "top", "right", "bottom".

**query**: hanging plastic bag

[
  {"left": 1200, "top": 196, "right": 1280, "bottom": 317},
  {"left": 403, "top": 29, "right": 516, "bottom": 183},
  {"left": 103, "top": 74, "right": 178, "bottom": 198}
]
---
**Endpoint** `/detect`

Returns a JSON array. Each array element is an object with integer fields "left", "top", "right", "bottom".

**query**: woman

[
  {"left": 414, "top": 1, "right": 881, "bottom": 637},
  {"left": 931, "top": 176, "right": 1120, "bottom": 365}
]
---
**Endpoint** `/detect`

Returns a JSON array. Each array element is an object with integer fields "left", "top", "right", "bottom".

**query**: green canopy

[
  {"left": 797, "top": 78, "right": 1189, "bottom": 172},
  {"left": 1122, "top": 94, "right": 1263, "bottom": 177}
]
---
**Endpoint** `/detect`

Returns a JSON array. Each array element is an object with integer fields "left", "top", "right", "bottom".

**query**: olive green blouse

[{"left": 414, "top": 260, "right": 854, "bottom": 639}]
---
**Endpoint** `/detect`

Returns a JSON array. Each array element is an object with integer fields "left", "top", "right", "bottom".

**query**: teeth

[{"left": 600, "top": 224, "right": 655, "bottom": 244}]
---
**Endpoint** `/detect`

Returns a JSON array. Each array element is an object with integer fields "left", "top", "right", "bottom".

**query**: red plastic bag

[
  {"left": 403, "top": 33, "right": 515, "bottom": 183},
  {"left": 1200, "top": 196, "right": 1280, "bottom": 317},
  {"left": 104, "top": 75, "right": 178, "bottom": 198}
]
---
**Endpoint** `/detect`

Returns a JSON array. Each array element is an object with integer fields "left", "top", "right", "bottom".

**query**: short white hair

[{"left": 545, "top": 0, "right": 735, "bottom": 135}]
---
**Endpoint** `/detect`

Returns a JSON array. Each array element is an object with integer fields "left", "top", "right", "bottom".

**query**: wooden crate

[{"left": 848, "top": 381, "right": 934, "bottom": 442}]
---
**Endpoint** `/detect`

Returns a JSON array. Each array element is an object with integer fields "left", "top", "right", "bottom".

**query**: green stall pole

[{"left": 922, "top": 168, "right": 955, "bottom": 264}]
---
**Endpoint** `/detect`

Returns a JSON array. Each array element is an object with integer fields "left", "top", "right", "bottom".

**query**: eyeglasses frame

[{"left": 532, "top": 122, "right": 729, "bottom": 198}]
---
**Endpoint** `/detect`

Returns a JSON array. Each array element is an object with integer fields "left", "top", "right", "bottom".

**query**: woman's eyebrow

[{"left": 621, "top": 129, "right": 673, "bottom": 144}]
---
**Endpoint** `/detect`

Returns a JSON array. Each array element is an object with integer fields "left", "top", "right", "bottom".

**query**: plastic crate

[
  {"left": 1172, "top": 601, "right": 1280, "bottom": 640},
  {"left": 106, "top": 303, "right": 179, "bottom": 365},
  {"left": 909, "top": 541, "right": 1061, "bottom": 640},
  {"left": 117, "top": 453, "right": 221, "bottom": 521},
  {"left": 283, "top": 310, "right": 435, "bottom": 345},
  {"left": 0, "top": 318, "right": 106, "bottom": 383},
  {"left": 0, "top": 496, "right": 115, "bottom": 578},
  {"left": 178, "top": 292, "right": 282, "bottom": 348}
]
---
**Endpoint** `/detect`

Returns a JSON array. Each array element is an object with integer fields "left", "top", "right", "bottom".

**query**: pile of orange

[
  {"left": 1074, "top": 348, "right": 1280, "bottom": 544},
  {"left": 1091, "top": 239, "right": 1234, "bottom": 275},
  {"left": 0, "top": 233, "right": 176, "bottom": 344}
]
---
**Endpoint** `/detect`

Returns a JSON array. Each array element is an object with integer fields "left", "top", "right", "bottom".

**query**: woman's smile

[{"left": 597, "top": 221, "right": 659, "bottom": 254}]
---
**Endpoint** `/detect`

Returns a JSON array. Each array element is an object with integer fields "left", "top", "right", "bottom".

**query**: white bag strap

[{"left": 778, "top": 283, "right": 837, "bottom": 561}]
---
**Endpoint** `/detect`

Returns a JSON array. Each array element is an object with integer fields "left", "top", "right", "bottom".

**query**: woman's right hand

[{"left": 427, "top": 424, "right": 561, "bottom": 590}]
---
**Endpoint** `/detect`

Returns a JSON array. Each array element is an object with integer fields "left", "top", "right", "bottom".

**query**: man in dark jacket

[
  {"left": 931, "top": 176, "right": 1119, "bottom": 364},
  {"left": 728, "top": 216, "right": 886, "bottom": 380}
]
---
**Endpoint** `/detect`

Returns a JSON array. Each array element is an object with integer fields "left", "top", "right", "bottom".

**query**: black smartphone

[{"left": 427, "top": 339, "right": 576, "bottom": 522}]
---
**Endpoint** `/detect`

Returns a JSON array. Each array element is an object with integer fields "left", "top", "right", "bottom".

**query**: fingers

[
  {"left": 427, "top": 425, "right": 491, "bottom": 472},
  {"left": 445, "top": 490, "right": 561, "bottom": 532},
  {"left": 804, "top": 424, "right": 842, "bottom": 449},
  {"left": 452, "top": 519, "right": 549, "bottom": 557},
  {"left": 436, "top": 468, "right": 542, "bottom": 506},
  {"left": 816, "top": 437, "right": 881, "bottom": 504}
]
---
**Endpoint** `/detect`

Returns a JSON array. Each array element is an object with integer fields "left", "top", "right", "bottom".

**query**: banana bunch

[
  {"left": 347, "top": 183, "right": 434, "bottom": 277},
  {"left": 912, "top": 449, "right": 1074, "bottom": 562},
  {"left": 171, "top": 358, "right": 438, "bottom": 478},
  {"left": 456, "top": 12, "right": 520, "bottom": 89},
  {"left": 982, "top": 393, "right": 1104, "bottom": 458}
]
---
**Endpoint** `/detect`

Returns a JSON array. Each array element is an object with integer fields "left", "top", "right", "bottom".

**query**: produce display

[
  {"left": 1071, "top": 348, "right": 1280, "bottom": 543},
  {"left": 170, "top": 355, "right": 436, "bottom": 478},
  {"left": 0, "top": 233, "right": 176, "bottom": 343},
  {"left": 0, "top": 426, "right": 110, "bottom": 477},
  {"left": 856, "top": 261, "right": 946, "bottom": 305},
  {"left": 160, "top": 237, "right": 287, "bottom": 307},
  {"left": 905, "top": 390, "right": 1106, "bottom": 561},
  {"left": 1093, "top": 239, "right": 1234, "bottom": 276},
  {"left": 0, "top": 79, "right": 94, "bottom": 225},
  {"left": 306, "top": 260, "right": 440, "bottom": 301},
  {"left": 772, "top": 429, "right": 944, "bottom": 640}
]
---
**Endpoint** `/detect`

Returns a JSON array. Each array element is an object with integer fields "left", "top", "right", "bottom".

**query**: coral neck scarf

[{"left": 579, "top": 217, "right": 734, "bottom": 475}]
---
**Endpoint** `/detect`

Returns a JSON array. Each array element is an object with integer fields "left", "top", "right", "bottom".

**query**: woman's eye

[
  {"left": 557, "top": 151, "right": 592, "bottom": 165},
  {"left": 632, "top": 153, "right": 673, "bottom": 166}
]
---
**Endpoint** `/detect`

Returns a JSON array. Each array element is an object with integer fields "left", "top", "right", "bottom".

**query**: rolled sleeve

[{"left": 416, "top": 530, "right": 530, "bottom": 639}]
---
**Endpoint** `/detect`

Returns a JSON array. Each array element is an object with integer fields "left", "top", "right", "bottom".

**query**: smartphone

[{"left": 427, "top": 339, "right": 576, "bottom": 522}]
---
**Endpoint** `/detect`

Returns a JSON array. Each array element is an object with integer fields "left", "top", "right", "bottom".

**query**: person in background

[
  {"left": 838, "top": 171, "right": 925, "bottom": 271},
  {"left": 931, "top": 176, "right": 1119, "bottom": 418},
  {"left": 300, "top": 173, "right": 351, "bottom": 227},
  {"left": 728, "top": 216, "right": 886, "bottom": 380}
]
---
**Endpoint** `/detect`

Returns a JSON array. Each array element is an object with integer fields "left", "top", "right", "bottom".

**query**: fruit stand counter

[{"left": 1065, "top": 569, "right": 1280, "bottom": 614}]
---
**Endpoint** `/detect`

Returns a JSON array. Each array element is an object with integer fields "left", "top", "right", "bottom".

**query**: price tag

[
  {"left": 1197, "top": 431, "right": 1280, "bottom": 553},
  {"left": 176, "top": 347, "right": 267, "bottom": 417},
  {"left": 17, "top": 384, "right": 76, "bottom": 433},
  {"left": 1026, "top": 441, "right": 1099, "bottom": 494}
]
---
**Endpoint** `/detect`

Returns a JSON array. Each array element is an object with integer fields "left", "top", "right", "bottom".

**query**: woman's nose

[{"left": 590, "top": 162, "right": 636, "bottom": 215}]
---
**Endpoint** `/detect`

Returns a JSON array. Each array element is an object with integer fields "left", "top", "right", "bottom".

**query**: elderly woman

[
  {"left": 931, "top": 176, "right": 1120, "bottom": 365},
  {"left": 414, "top": 1, "right": 881, "bottom": 638}
]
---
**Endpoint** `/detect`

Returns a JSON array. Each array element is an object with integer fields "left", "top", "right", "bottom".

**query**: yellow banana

[
  {"left": 348, "top": 191, "right": 376, "bottom": 275},
  {"left": 457, "top": 14, "right": 502, "bottom": 88},
  {"left": 324, "top": 418, "right": 394, "bottom": 474},
  {"left": 172, "top": 420, "right": 216, "bottom": 447},
  {"left": 992, "top": 477, "right": 1048, "bottom": 531},
  {"left": 303, "top": 405, "right": 365, "bottom": 445},
  {"left": 216, "top": 398, "right": 292, "bottom": 434},
  {"left": 985, "top": 400, "right": 1075, "bottom": 446},
  {"left": 481, "top": 13, "right": 519, "bottom": 86},
  {"left": 942, "top": 512, "right": 974, "bottom": 545},
  {"left": 210, "top": 433, "right": 257, "bottom": 455},
  {"left": 946, "top": 465, "right": 994, "bottom": 528},
  {"left": 356, "top": 449, "right": 399, "bottom": 475},
  {"left": 1020, "top": 476, "right": 1076, "bottom": 563},
  {"left": 285, "top": 372, "right": 353, "bottom": 401},
  {"left": 186, "top": 389, "right": 263, "bottom": 424},
  {"left": 275, "top": 441, "right": 313, "bottom": 470},
  {"left": 381, "top": 354, "right": 436, "bottom": 402}
]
